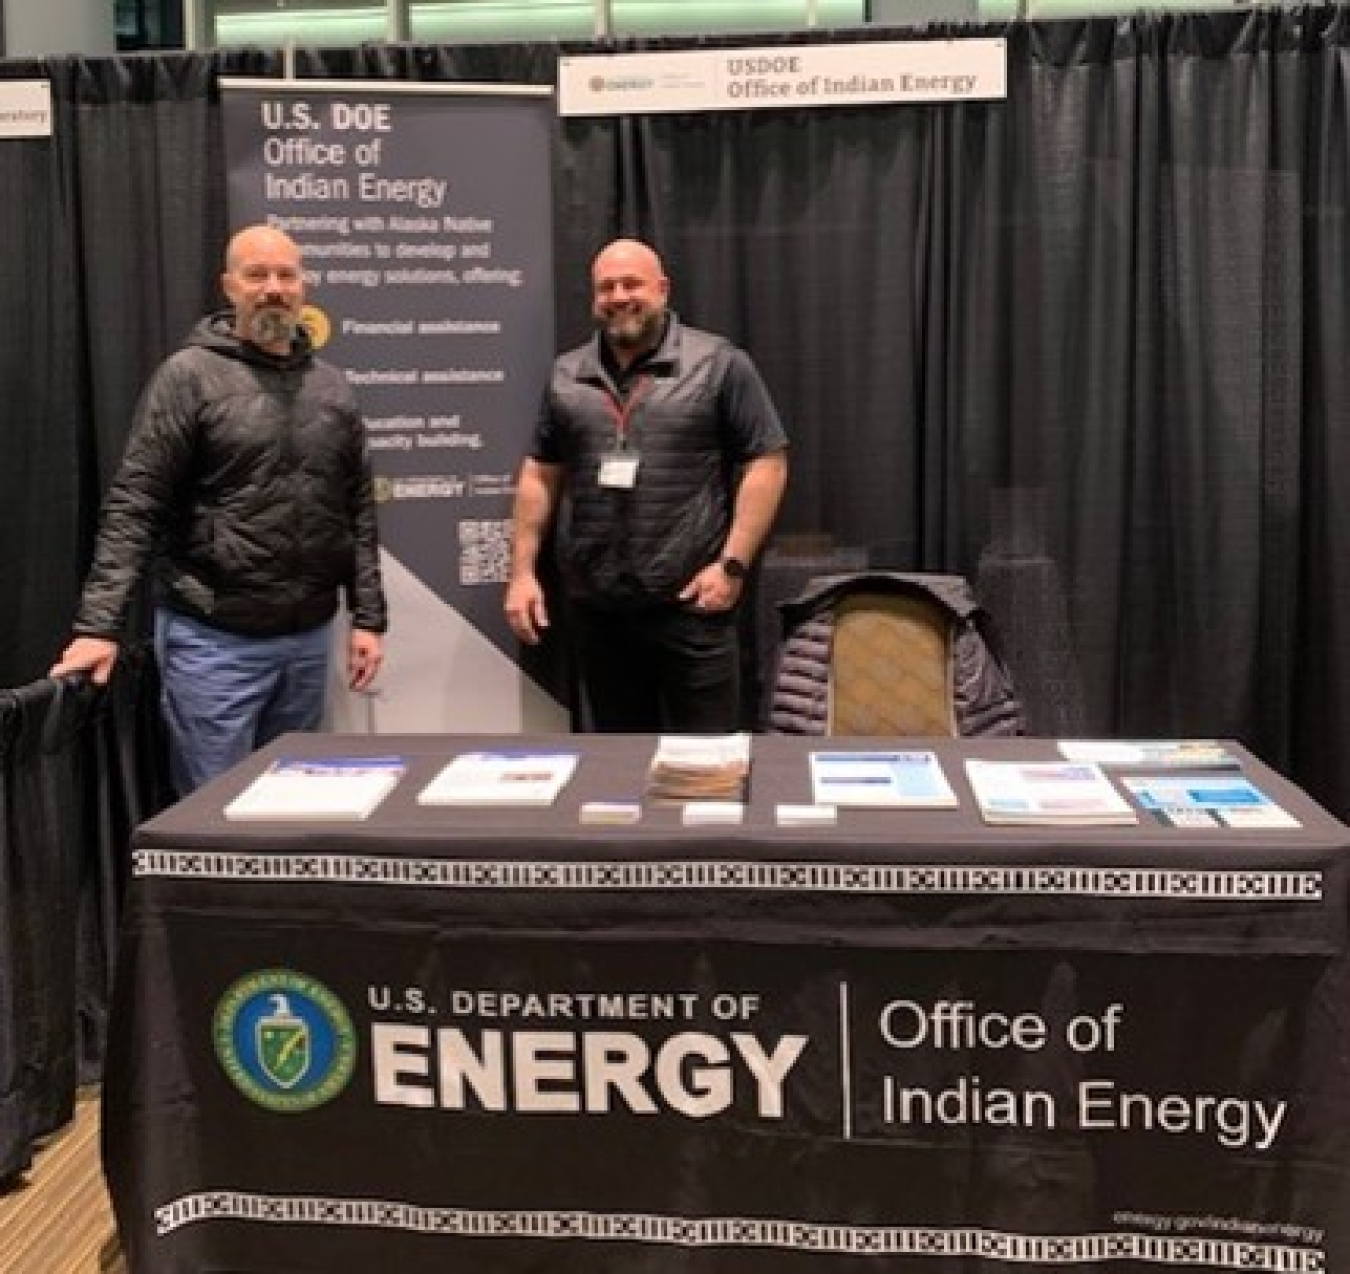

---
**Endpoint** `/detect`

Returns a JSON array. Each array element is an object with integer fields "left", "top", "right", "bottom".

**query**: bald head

[
  {"left": 225, "top": 225, "right": 301, "bottom": 272},
  {"left": 222, "top": 224, "right": 306, "bottom": 353},
  {"left": 591, "top": 238, "right": 670, "bottom": 363},
  {"left": 593, "top": 238, "right": 665, "bottom": 281}
]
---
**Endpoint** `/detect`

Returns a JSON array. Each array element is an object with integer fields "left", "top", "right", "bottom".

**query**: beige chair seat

[{"left": 829, "top": 591, "right": 957, "bottom": 736}]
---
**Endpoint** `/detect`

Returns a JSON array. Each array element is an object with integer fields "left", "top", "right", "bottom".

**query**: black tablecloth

[{"left": 104, "top": 735, "right": 1350, "bottom": 1273}]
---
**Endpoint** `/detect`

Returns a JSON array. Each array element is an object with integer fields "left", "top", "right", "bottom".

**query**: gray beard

[
  {"left": 249, "top": 309, "right": 297, "bottom": 347},
  {"left": 604, "top": 311, "right": 662, "bottom": 353}
]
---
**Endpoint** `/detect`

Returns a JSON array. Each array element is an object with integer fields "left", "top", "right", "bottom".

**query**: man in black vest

[{"left": 506, "top": 238, "right": 788, "bottom": 732}]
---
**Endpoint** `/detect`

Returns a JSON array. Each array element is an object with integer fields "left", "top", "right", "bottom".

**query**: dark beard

[
  {"left": 602, "top": 308, "right": 663, "bottom": 352},
  {"left": 249, "top": 308, "right": 298, "bottom": 347}
]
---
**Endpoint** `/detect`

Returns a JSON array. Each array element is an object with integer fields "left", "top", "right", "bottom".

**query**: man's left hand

[
  {"left": 678, "top": 563, "right": 741, "bottom": 613},
  {"left": 349, "top": 628, "right": 384, "bottom": 691}
]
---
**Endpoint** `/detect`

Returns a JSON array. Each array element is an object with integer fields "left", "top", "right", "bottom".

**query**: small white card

[
  {"left": 580, "top": 801, "right": 643, "bottom": 825},
  {"left": 598, "top": 452, "right": 640, "bottom": 489},
  {"left": 681, "top": 801, "right": 746, "bottom": 826},
  {"left": 775, "top": 803, "right": 838, "bottom": 827}
]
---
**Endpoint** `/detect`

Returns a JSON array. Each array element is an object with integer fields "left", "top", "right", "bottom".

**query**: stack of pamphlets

[
  {"left": 224, "top": 755, "right": 407, "bottom": 822},
  {"left": 1057, "top": 739, "right": 1242, "bottom": 771},
  {"left": 645, "top": 733, "right": 752, "bottom": 804},
  {"left": 1122, "top": 775, "right": 1300, "bottom": 829},
  {"left": 809, "top": 750, "right": 958, "bottom": 808},
  {"left": 417, "top": 750, "right": 579, "bottom": 807},
  {"left": 964, "top": 759, "right": 1138, "bottom": 826}
]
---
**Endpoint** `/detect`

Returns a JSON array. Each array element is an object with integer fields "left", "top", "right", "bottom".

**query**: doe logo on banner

[{"left": 214, "top": 969, "right": 357, "bottom": 1112}]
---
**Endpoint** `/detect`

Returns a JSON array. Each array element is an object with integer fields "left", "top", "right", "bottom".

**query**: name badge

[{"left": 598, "top": 451, "right": 640, "bottom": 489}]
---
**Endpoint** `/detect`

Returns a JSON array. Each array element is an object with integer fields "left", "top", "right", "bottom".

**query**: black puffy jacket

[
  {"left": 769, "top": 572, "right": 1026, "bottom": 737},
  {"left": 73, "top": 312, "right": 386, "bottom": 639}
]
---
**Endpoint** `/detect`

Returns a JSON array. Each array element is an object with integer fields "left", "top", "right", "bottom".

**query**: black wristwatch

[{"left": 719, "top": 556, "right": 748, "bottom": 581}]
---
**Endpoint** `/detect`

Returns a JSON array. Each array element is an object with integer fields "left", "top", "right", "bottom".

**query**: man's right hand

[
  {"left": 504, "top": 576, "right": 550, "bottom": 645},
  {"left": 49, "top": 636, "right": 120, "bottom": 686}
]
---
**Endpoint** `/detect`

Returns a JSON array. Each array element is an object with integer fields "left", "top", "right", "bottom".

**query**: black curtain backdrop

[{"left": 3, "top": 11, "right": 1349, "bottom": 817}]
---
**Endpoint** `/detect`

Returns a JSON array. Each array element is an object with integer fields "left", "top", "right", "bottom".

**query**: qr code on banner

[{"left": 459, "top": 519, "right": 512, "bottom": 585}]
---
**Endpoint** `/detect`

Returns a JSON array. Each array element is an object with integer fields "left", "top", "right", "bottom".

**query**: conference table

[{"left": 103, "top": 734, "right": 1350, "bottom": 1273}]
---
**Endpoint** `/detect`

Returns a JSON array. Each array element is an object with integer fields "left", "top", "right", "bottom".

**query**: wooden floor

[{"left": 0, "top": 1090, "right": 125, "bottom": 1274}]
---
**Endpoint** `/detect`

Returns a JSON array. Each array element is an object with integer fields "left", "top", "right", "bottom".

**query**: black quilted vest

[{"left": 549, "top": 323, "right": 737, "bottom": 608}]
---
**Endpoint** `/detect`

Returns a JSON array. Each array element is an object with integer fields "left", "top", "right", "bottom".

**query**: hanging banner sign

[
  {"left": 221, "top": 79, "right": 566, "bottom": 732},
  {"left": 0, "top": 80, "right": 52, "bottom": 137},
  {"left": 559, "top": 39, "right": 1006, "bottom": 117}
]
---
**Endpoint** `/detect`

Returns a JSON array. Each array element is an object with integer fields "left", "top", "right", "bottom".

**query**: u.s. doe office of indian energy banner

[
  {"left": 122, "top": 915, "right": 1341, "bottom": 1272},
  {"left": 222, "top": 79, "right": 567, "bottom": 733}
]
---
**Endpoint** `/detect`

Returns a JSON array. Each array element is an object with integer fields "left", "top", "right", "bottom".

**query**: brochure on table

[
  {"left": 1122, "top": 774, "right": 1300, "bottom": 828},
  {"left": 224, "top": 756, "right": 407, "bottom": 821},
  {"left": 418, "top": 750, "right": 580, "bottom": 807},
  {"left": 965, "top": 759, "right": 1138, "bottom": 826},
  {"left": 1057, "top": 739, "right": 1242, "bottom": 770},
  {"left": 809, "top": 750, "right": 958, "bottom": 808}
]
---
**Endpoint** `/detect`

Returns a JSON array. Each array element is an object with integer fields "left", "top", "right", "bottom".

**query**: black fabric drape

[
  {"left": 76, "top": 644, "right": 173, "bottom": 1081},
  {"left": 3, "top": 12, "right": 1350, "bottom": 821},
  {"left": 0, "top": 679, "right": 82, "bottom": 1180},
  {"left": 0, "top": 657, "right": 170, "bottom": 1181}
]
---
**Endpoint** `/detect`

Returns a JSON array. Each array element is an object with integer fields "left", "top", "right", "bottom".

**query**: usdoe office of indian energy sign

[{"left": 558, "top": 40, "right": 1007, "bottom": 116}]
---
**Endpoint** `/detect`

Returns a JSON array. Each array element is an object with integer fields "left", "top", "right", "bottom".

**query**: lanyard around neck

[{"left": 604, "top": 374, "right": 652, "bottom": 447}]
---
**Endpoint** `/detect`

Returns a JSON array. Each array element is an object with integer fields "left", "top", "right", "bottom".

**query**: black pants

[{"left": 574, "top": 603, "right": 740, "bottom": 733}]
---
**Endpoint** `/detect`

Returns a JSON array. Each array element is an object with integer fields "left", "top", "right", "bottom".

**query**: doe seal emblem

[{"left": 214, "top": 970, "right": 356, "bottom": 1113}]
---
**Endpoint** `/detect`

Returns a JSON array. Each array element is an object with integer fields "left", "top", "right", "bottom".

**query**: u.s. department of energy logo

[{"left": 213, "top": 970, "right": 356, "bottom": 1113}]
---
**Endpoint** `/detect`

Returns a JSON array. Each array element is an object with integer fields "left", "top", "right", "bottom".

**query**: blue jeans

[{"left": 154, "top": 609, "right": 333, "bottom": 795}]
